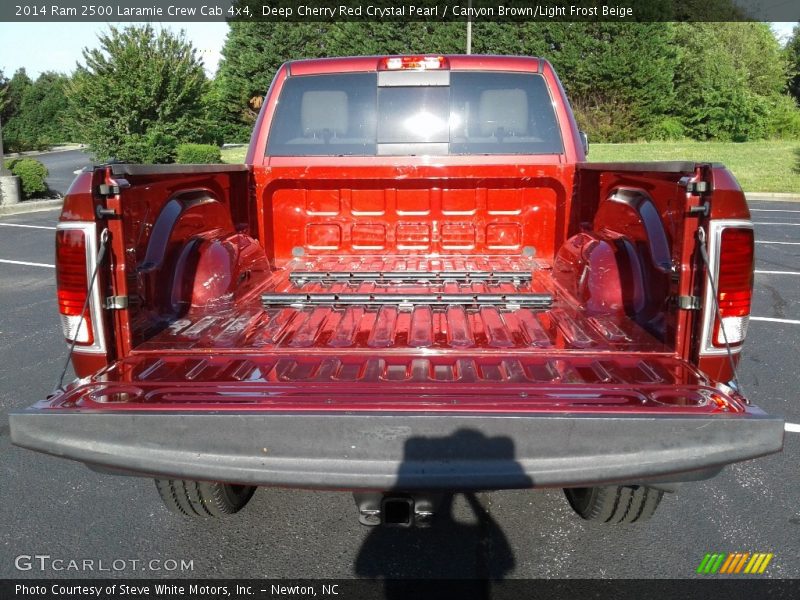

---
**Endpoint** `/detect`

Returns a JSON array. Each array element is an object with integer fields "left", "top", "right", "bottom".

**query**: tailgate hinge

[
  {"left": 680, "top": 174, "right": 712, "bottom": 217},
  {"left": 97, "top": 178, "right": 130, "bottom": 198},
  {"left": 674, "top": 295, "right": 702, "bottom": 310},
  {"left": 687, "top": 204, "right": 710, "bottom": 217},
  {"left": 104, "top": 296, "right": 129, "bottom": 310},
  {"left": 96, "top": 178, "right": 130, "bottom": 218},
  {"left": 683, "top": 180, "right": 712, "bottom": 195}
]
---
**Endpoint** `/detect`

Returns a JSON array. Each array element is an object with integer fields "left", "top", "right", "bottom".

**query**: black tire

[
  {"left": 564, "top": 485, "right": 663, "bottom": 523},
  {"left": 155, "top": 479, "right": 256, "bottom": 517}
]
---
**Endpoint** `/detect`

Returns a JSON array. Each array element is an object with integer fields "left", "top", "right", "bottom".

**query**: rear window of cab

[{"left": 266, "top": 71, "right": 563, "bottom": 156}]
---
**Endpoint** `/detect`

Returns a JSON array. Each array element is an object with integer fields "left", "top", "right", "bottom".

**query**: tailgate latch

[
  {"left": 675, "top": 295, "right": 702, "bottom": 310},
  {"left": 104, "top": 296, "right": 129, "bottom": 310}
]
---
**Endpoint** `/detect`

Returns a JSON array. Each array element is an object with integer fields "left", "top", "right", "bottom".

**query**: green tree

[
  {"left": 0, "top": 69, "right": 8, "bottom": 113},
  {"left": 69, "top": 25, "right": 210, "bottom": 163},
  {"left": 787, "top": 23, "right": 800, "bottom": 102},
  {"left": 1, "top": 68, "right": 32, "bottom": 124},
  {"left": 2, "top": 69, "right": 35, "bottom": 151},
  {"left": 673, "top": 22, "right": 789, "bottom": 141},
  {"left": 6, "top": 72, "right": 74, "bottom": 150},
  {"left": 564, "top": 23, "right": 675, "bottom": 142}
]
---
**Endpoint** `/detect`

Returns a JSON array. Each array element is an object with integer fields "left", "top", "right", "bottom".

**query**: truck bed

[
  {"left": 63, "top": 253, "right": 732, "bottom": 415},
  {"left": 137, "top": 254, "right": 663, "bottom": 355}
]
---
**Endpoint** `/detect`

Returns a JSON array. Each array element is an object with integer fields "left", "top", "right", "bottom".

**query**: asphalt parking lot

[{"left": 0, "top": 199, "right": 798, "bottom": 580}]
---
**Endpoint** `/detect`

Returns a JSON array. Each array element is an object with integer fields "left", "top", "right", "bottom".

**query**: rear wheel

[
  {"left": 155, "top": 479, "right": 256, "bottom": 517},
  {"left": 564, "top": 485, "right": 663, "bottom": 523}
]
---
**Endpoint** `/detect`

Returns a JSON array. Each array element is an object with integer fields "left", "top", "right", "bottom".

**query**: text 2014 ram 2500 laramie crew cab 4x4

[{"left": 10, "top": 55, "right": 784, "bottom": 525}]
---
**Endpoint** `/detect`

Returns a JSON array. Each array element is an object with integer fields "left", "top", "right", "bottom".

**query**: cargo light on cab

[{"left": 379, "top": 56, "right": 449, "bottom": 71}]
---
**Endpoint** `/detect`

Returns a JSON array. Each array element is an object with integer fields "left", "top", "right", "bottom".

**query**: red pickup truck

[{"left": 10, "top": 55, "right": 784, "bottom": 526}]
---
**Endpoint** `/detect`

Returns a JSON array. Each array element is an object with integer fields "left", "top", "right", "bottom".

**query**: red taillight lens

[
  {"left": 713, "top": 227, "right": 754, "bottom": 347},
  {"left": 56, "top": 229, "right": 93, "bottom": 344},
  {"left": 379, "top": 56, "right": 449, "bottom": 71}
]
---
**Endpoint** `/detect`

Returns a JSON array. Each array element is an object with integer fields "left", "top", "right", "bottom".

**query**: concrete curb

[
  {"left": 746, "top": 193, "right": 800, "bottom": 202},
  {"left": 0, "top": 198, "right": 62, "bottom": 216},
  {"left": 5, "top": 145, "right": 86, "bottom": 158}
]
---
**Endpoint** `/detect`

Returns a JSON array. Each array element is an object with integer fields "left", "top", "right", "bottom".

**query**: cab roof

[{"left": 286, "top": 55, "right": 546, "bottom": 76}]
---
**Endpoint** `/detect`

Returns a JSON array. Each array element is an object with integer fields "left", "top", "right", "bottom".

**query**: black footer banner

[{"left": 3, "top": 579, "right": 800, "bottom": 600}]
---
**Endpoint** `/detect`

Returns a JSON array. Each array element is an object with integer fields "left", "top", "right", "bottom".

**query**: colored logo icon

[{"left": 697, "top": 552, "right": 774, "bottom": 574}]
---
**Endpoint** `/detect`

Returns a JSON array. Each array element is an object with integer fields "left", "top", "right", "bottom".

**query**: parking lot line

[
  {"left": 0, "top": 223, "right": 57, "bottom": 230},
  {"left": 0, "top": 258, "right": 54, "bottom": 268},
  {"left": 750, "top": 316, "right": 800, "bottom": 325},
  {"left": 752, "top": 222, "right": 800, "bottom": 226},
  {"left": 755, "top": 241, "right": 800, "bottom": 246},
  {"left": 786, "top": 423, "right": 800, "bottom": 433},
  {"left": 755, "top": 270, "right": 800, "bottom": 276},
  {"left": 750, "top": 209, "right": 800, "bottom": 213}
]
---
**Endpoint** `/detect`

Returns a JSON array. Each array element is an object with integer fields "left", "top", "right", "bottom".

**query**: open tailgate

[{"left": 10, "top": 350, "right": 784, "bottom": 490}]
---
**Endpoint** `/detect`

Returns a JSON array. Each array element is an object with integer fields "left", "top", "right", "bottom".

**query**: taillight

[
  {"left": 55, "top": 224, "right": 105, "bottom": 351},
  {"left": 713, "top": 228, "right": 754, "bottom": 347},
  {"left": 56, "top": 229, "right": 93, "bottom": 344},
  {"left": 700, "top": 221, "right": 754, "bottom": 355},
  {"left": 378, "top": 56, "right": 449, "bottom": 71}
]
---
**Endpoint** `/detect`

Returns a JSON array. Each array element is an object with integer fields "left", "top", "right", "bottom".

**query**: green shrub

[
  {"left": 649, "top": 118, "right": 685, "bottom": 141},
  {"left": 3, "top": 157, "right": 49, "bottom": 199},
  {"left": 175, "top": 143, "right": 223, "bottom": 164},
  {"left": 3, "top": 119, "right": 55, "bottom": 153},
  {"left": 765, "top": 96, "right": 800, "bottom": 140},
  {"left": 571, "top": 99, "right": 645, "bottom": 143},
  {"left": 113, "top": 130, "right": 178, "bottom": 164},
  {"left": 680, "top": 87, "right": 770, "bottom": 142}
]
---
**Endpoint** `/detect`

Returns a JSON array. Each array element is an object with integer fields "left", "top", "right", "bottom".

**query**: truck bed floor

[
  {"left": 83, "top": 256, "right": 723, "bottom": 411},
  {"left": 136, "top": 255, "right": 665, "bottom": 355}
]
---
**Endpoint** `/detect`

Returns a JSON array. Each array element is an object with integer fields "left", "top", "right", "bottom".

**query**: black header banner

[{"left": 1, "top": 1, "right": 799, "bottom": 23}]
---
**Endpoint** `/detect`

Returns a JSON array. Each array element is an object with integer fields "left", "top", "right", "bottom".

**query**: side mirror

[{"left": 579, "top": 131, "right": 589, "bottom": 157}]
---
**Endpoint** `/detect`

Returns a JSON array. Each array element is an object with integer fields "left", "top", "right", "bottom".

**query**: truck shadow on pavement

[{"left": 354, "top": 429, "right": 529, "bottom": 597}]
